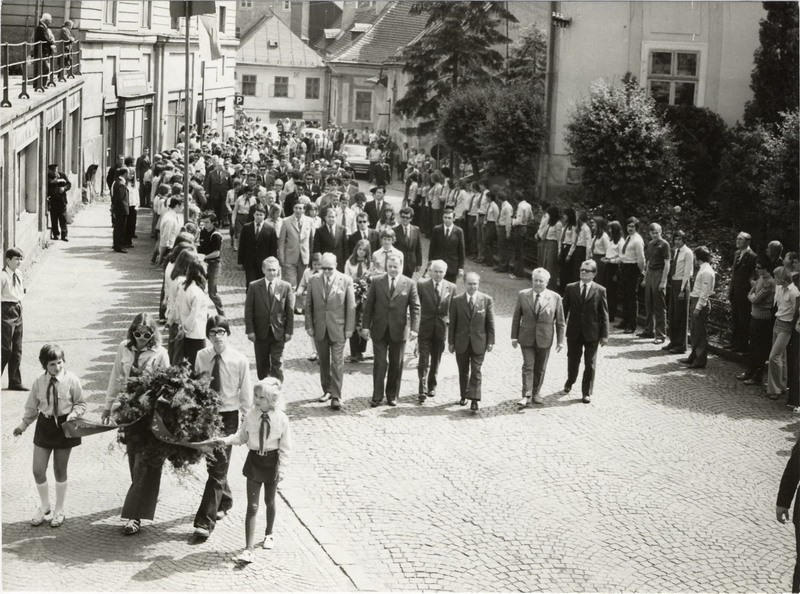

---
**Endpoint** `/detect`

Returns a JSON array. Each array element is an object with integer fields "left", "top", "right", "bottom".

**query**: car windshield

[{"left": 342, "top": 145, "right": 367, "bottom": 159}]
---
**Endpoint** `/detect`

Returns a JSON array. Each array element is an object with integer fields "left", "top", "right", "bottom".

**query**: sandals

[
  {"left": 123, "top": 519, "right": 141, "bottom": 535},
  {"left": 50, "top": 513, "right": 65, "bottom": 528}
]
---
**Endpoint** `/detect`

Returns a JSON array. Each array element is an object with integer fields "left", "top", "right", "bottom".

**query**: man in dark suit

[
  {"left": 776, "top": 437, "right": 800, "bottom": 594},
  {"left": 47, "top": 164, "right": 71, "bottom": 241},
  {"left": 204, "top": 159, "right": 231, "bottom": 223},
  {"left": 725, "top": 231, "right": 758, "bottom": 352},
  {"left": 245, "top": 257, "right": 295, "bottom": 382},
  {"left": 110, "top": 168, "right": 130, "bottom": 253},
  {"left": 417, "top": 260, "right": 456, "bottom": 403},
  {"left": 448, "top": 272, "right": 495, "bottom": 412},
  {"left": 562, "top": 259, "right": 609, "bottom": 403},
  {"left": 313, "top": 208, "right": 348, "bottom": 272},
  {"left": 512, "top": 268, "right": 566, "bottom": 407},
  {"left": 363, "top": 186, "right": 388, "bottom": 229},
  {"left": 238, "top": 205, "right": 278, "bottom": 287},
  {"left": 394, "top": 206, "right": 423, "bottom": 278},
  {"left": 362, "top": 254, "right": 420, "bottom": 407},
  {"left": 349, "top": 213, "right": 380, "bottom": 254},
  {"left": 428, "top": 209, "right": 465, "bottom": 283}
]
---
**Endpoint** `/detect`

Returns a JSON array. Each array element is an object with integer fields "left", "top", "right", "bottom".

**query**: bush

[{"left": 438, "top": 83, "right": 499, "bottom": 176}]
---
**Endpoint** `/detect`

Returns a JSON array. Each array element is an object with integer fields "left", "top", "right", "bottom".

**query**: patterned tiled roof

[{"left": 326, "top": 1, "right": 429, "bottom": 65}]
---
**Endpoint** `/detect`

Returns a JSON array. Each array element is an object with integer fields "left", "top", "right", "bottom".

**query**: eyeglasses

[
  {"left": 321, "top": 266, "right": 334, "bottom": 271},
  {"left": 579, "top": 269, "right": 594, "bottom": 273},
  {"left": 208, "top": 329, "right": 228, "bottom": 337},
  {"left": 400, "top": 214, "right": 411, "bottom": 219},
  {"left": 133, "top": 331, "right": 154, "bottom": 340}
]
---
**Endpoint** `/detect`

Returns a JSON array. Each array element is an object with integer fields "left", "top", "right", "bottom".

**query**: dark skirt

[
  {"left": 33, "top": 412, "right": 81, "bottom": 449},
  {"left": 242, "top": 449, "right": 279, "bottom": 483}
]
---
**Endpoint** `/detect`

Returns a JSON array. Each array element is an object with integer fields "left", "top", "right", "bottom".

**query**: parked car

[{"left": 339, "top": 143, "right": 370, "bottom": 177}]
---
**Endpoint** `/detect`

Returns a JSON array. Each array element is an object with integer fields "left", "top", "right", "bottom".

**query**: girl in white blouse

[
  {"left": 177, "top": 260, "right": 209, "bottom": 368},
  {"left": 602, "top": 220, "right": 624, "bottom": 322},
  {"left": 217, "top": 378, "right": 292, "bottom": 564},
  {"left": 569, "top": 210, "right": 593, "bottom": 281},
  {"left": 590, "top": 216, "right": 610, "bottom": 286}
]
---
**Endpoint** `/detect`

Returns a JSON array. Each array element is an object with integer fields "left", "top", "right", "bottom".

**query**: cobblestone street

[{"left": 2, "top": 201, "right": 797, "bottom": 592}]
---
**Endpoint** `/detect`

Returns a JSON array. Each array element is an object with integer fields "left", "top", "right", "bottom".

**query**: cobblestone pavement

[{"left": 3, "top": 200, "right": 798, "bottom": 592}]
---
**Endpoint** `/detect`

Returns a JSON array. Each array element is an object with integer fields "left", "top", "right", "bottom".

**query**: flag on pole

[
  {"left": 169, "top": 0, "right": 217, "bottom": 18},
  {"left": 198, "top": 13, "right": 223, "bottom": 61}
]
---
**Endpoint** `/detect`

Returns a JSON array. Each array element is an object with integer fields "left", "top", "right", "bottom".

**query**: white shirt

[
  {"left": 513, "top": 201, "right": 533, "bottom": 227},
  {"left": 178, "top": 281, "right": 210, "bottom": 340},
  {"left": 105, "top": 342, "right": 170, "bottom": 408},
  {"left": 159, "top": 209, "right": 181, "bottom": 249},
  {"left": 605, "top": 239, "right": 623, "bottom": 263},
  {"left": 371, "top": 246, "right": 404, "bottom": 274},
  {"left": 672, "top": 244, "right": 694, "bottom": 290},
  {"left": 0, "top": 268, "right": 24, "bottom": 303},
  {"left": 690, "top": 262, "right": 716, "bottom": 310},
  {"left": 224, "top": 407, "right": 292, "bottom": 466},
  {"left": 195, "top": 346, "right": 252, "bottom": 416},
  {"left": 620, "top": 232, "right": 646, "bottom": 270}
]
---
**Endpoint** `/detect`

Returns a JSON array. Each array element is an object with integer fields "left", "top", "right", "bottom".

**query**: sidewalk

[{"left": 1, "top": 203, "right": 354, "bottom": 592}]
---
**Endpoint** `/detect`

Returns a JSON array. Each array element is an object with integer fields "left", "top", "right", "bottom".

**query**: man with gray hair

[
  {"left": 725, "top": 231, "right": 757, "bottom": 352},
  {"left": 638, "top": 222, "right": 670, "bottom": 344},
  {"left": 416, "top": 260, "right": 456, "bottom": 403},
  {"left": 512, "top": 268, "right": 565, "bottom": 407}
]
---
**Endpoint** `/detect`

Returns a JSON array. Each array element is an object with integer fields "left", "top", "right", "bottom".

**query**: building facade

[{"left": 236, "top": 14, "right": 327, "bottom": 124}]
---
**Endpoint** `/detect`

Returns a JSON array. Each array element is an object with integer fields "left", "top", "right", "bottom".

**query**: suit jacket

[
  {"left": 394, "top": 224, "right": 423, "bottom": 276},
  {"left": 448, "top": 291, "right": 495, "bottom": 355},
  {"left": 204, "top": 168, "right": 231, "bottom": 202},
  {"left": 47, "top": 172, "right": 71, "bottom": 211},
  {"left": 362, "top": 274, "right": 420, "bottom": 343},
  {"left": 304, "top": 271, "right": 356, "bottom": 344},
  {"left": 363, "top": 199, "right": 388, "bottom": 229},
  {"left": 730, "top": 247, "right": 758, "bottom": 297},
  {"left": 777, "top": 438, "right": 800, "bottom": 526},
  {"left": 563, "top": 281, "right": 609, "bottom": 343},
  {"left": 110, "top": 180, "right": 130, "bottom": 216},
  {"left": 244, "top": 278, "right": 295, "bottom": 341},
  {"left": 417, "top": 277, "right": 456, "bottom": 341},
  {"left": 238, "top": 222, "right": 278, "bottom": 272},
  {"left": 312, "top": 224, "right": 348, "bottom": 271},
  {"left": 349, "top": 228, "right": 381, "bottom": 254},
  {"left": 278, "top": 214, "right": 313, "bottom": 267},
  {"left": 511, "top": 288, "right": 565, "bottom": 349},
  {"left": 428, "top": 224, "right": 465, "bottom": 277}
]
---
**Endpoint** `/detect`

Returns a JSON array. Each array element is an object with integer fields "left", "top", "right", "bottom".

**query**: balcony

[{"left": 1, "top": 39, "right": 82, "bottom": 109}]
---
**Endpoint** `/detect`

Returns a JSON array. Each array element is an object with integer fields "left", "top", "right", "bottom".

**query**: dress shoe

[
  {"left": 722, "top": 344, "right": 736, "bottom": 351},
  {"left": 470, "top": 400, "right": 478, "bottom": 411},
  {"left": 653, "top": 338, "right": 665, "bottom": 345},
  {"left": 193, "top": 527, "right": 210, "bottom": 539},
  {"left": 623, "top": 329, "right": 635, "bottom": 334},
  {"left": 370, "top": 400, "right": 380, "bottom": 408},
  {"left": 216, "top": 510, "right": 227, "bottom": 521},
  {"left": 669, "top": 348, "right": 686, "bottom": 354},
  {"left": 733, "top": 346, "right": 748, "bottom": 354},
  {"left": 418, "top": 394, "right": 426, "bottom": 403},
  {"left": 349, "top": 355, "right": 363, "bottom": 363},
  {"left": 736, "top": 372, "right": 750, "bottom": 381},
  {"left": 661, "top": 343, "right": 675, "bottom": 351},
  {"left": 517, "top": 397, "right": 530, "bottom": 407},
  {"left": 636, "top": 332, "right": 655, "bottom": 339},
  {"left": 532, "top": 395, "right": 544, "bottom": 405},
  {"left": 114, "top": 248, "right": 128, "bottom": 253},
  {"left": 743, "top": 378, "right": 760, "bottom": 385},
  {"left": 387, "top": 400, "right": 397, "bottom": 407},
  {"left": 418, "top": 383, "right": 425, "bottom": 398},
  {"left": 7, "top": 384, "right": 29, "bottom": 391},
  {"left": 61, "top": 238, "right": 69, "bottom": 242},
  {"left": 427, "top": 389, "right": 435, "bottom": 398},
  {"left": 582, "top": 395, "right": 592, "bottom": 404},
  {"left": 687, "top": 363, "right": 706, "bottom": 369},
  {"left": 563, "top": 382, "right": 572, "bottom": 394},
  {"left": 678, "top": 358, "right": 695, "bottom": 365},
  {"left": 458, "top": 398, "right": 468, "bottom": 406},
  {"left": 330, "top": 398, "right": 341, "bottom": 410},
  {"left": 318, "top": 392, "right": 331, "bottom": 403}
]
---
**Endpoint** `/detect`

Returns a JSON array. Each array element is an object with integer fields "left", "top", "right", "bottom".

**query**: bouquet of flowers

[
  {"left": 113, "top": 361, "right": 223, "bottom": 470},
  {"left": 353, "top": 275, "right": 372, "bottom": 308}
]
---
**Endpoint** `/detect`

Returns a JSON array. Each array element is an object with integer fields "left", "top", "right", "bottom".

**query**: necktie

[
  {"left": 340, "top": 211, "right": 345, "bottom": 227},
  {"left": 469, "top": 295, "right": 475, "bottom": 314},
  {"left": 591, "top": 236, "right": 597, "bottom": 254},
  {"left": 390, "top": 277, "right": 395, "bottom": 296},
  {"left": 131, "top": 349, "right": 142, "bottom": 371},
  {"left": 534, "top": 292, "right": 541, "bottom": 316},
  {"left": 581, "top": 283, "right": 588, "bottom": 302},
  {"left": 267, "top": 281, "right": 273, "bottom": 302},
  {"left": 12, "top": 272, "right": 19, "bottom": 288},
  {"left": 622, "top": 234, "right": 631, "bottom": 254},
  {"left": 324, "top": 277, "right": 331, "bottom": 299},
  {"left": 211, "top": 353, "right": 221, "bottom": 393},
  {"left": 47, "top": 376, "right": 60, "bottom": 426},
  {"left": 357, "top": 262, "right": 363, "bottom": 278},
  {"left": 256, "top": 224, "right": 261, "bottom": 236},
  {"left": 445, "top": 227, "right": 450, "bottom": 239},
  {"left": 258, "top": 411, "right": 271, "bottom": 455},
  {"left": 384, "top": 251, "right": 389, "bottom": 271},
  {"left": 434, "top": 282, "right": 440, "bottom": 304},
  {"left": 329, "top": 225, "right": 334, "bottom": 236}
]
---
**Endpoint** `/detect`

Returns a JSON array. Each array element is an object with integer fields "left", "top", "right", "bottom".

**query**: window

[
  {"left": 305, "top": 77, "right": 320, "bottom": 100},
  {"left": 142, "top": 53, "right": 152, "bottom": 83},
  {"left": 103, "top": 0, "right": 117, "bottom": 25},
  {"left": 648, "top": 51, "right": 698, "bottom": 106},
  {"left": 219, "top": 6, "right": 226, "bottom": 33},
  {"left": 273, "top": 76, "right": 289, "bottom": 98},
  {"left": 242, "top": 74, "right": 257, "bottom": 96},
  {"left": 354, "top": 90, "right": 372, "bottom": 121},
  {"left": 282, "top": 1, "right": 291, "bottom": 10},
  {"left": 140, "top": 0, "right": 152, "bottom": 28},
  {"left": 241, "top": 0, "right": 252, "bottom": 6}
]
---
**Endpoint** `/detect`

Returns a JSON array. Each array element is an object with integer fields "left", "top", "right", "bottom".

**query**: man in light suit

[
  {"left": 238, "top": 205, "right": 278, "bottom": 288},
  {"left": 512, "top": 268, "right": 565, "bottom": 407},
  {"left": 562, "top": 259, "right": 609, "bottom": 403},
  {"left": 448, "top": 272, "right": 495, "bottom": 412},
  {"left": 417, "top": 260, "right": 456, "bottom": 403},
  {"left": 428, "top": 209, "right": 465, "bottom": 283},
  {"left": 313, "top": 208, "right": 348, "bottom": 272},
  {"left": 245, "top": 257, "right": 295, "bottom": 382},
  {"left": 394, "top": 206, "right": 423, "bottom": 278},
  {"left": 305, "top": 253, "right": 356, "bottom": 410},
  {"left": 362, "top": 254, "right": 420, "bottom": 407},
  {"left": 278, "top": 201, "right": 313, "bottom": 288}
]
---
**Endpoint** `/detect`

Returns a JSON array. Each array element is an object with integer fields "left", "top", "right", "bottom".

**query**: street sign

[{"left": 234, "top": 94, "right": 244, "bottom": 106}]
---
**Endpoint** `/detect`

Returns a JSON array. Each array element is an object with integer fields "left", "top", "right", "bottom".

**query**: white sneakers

[{"left": 262, "top": 534, "right": 274, "bottom": 549}]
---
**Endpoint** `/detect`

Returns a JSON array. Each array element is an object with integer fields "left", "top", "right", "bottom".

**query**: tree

[
  {"left": 743, "top": 2, "right": 799, "bottom": 126},
  {"left": 503, "top": 24, "right": 547, "bottom": 94},
  {"left": 394, "top": 1, "right": 516, "bottom": 136},
  {"left": 480, "top": 81, "right": 546, "bottom": 188},
  {"left": 564, "top": 75, "right": 681, "bottom": 217},
  {"left": 437, "top": 83, "right": 498, "bottom": 177}
]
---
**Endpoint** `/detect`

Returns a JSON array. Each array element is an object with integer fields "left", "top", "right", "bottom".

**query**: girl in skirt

[
  {"left": 13, "top": 344, "right": 86, "bottom": 527},
  {"left": 216, "top": 377, "right": 291, "bottom": 564}
]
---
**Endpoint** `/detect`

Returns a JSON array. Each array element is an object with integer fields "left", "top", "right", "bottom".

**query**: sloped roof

[
  {"left": 238, "top": 14, "right": 325, "bottom": 68},
  {"left": 326, "top": 2, "right": 427, "bottom": 65}
]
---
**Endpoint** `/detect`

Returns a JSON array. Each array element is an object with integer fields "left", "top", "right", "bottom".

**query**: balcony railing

[{"left": 1, "top": 39, "right": 81, "bottom": 108}]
